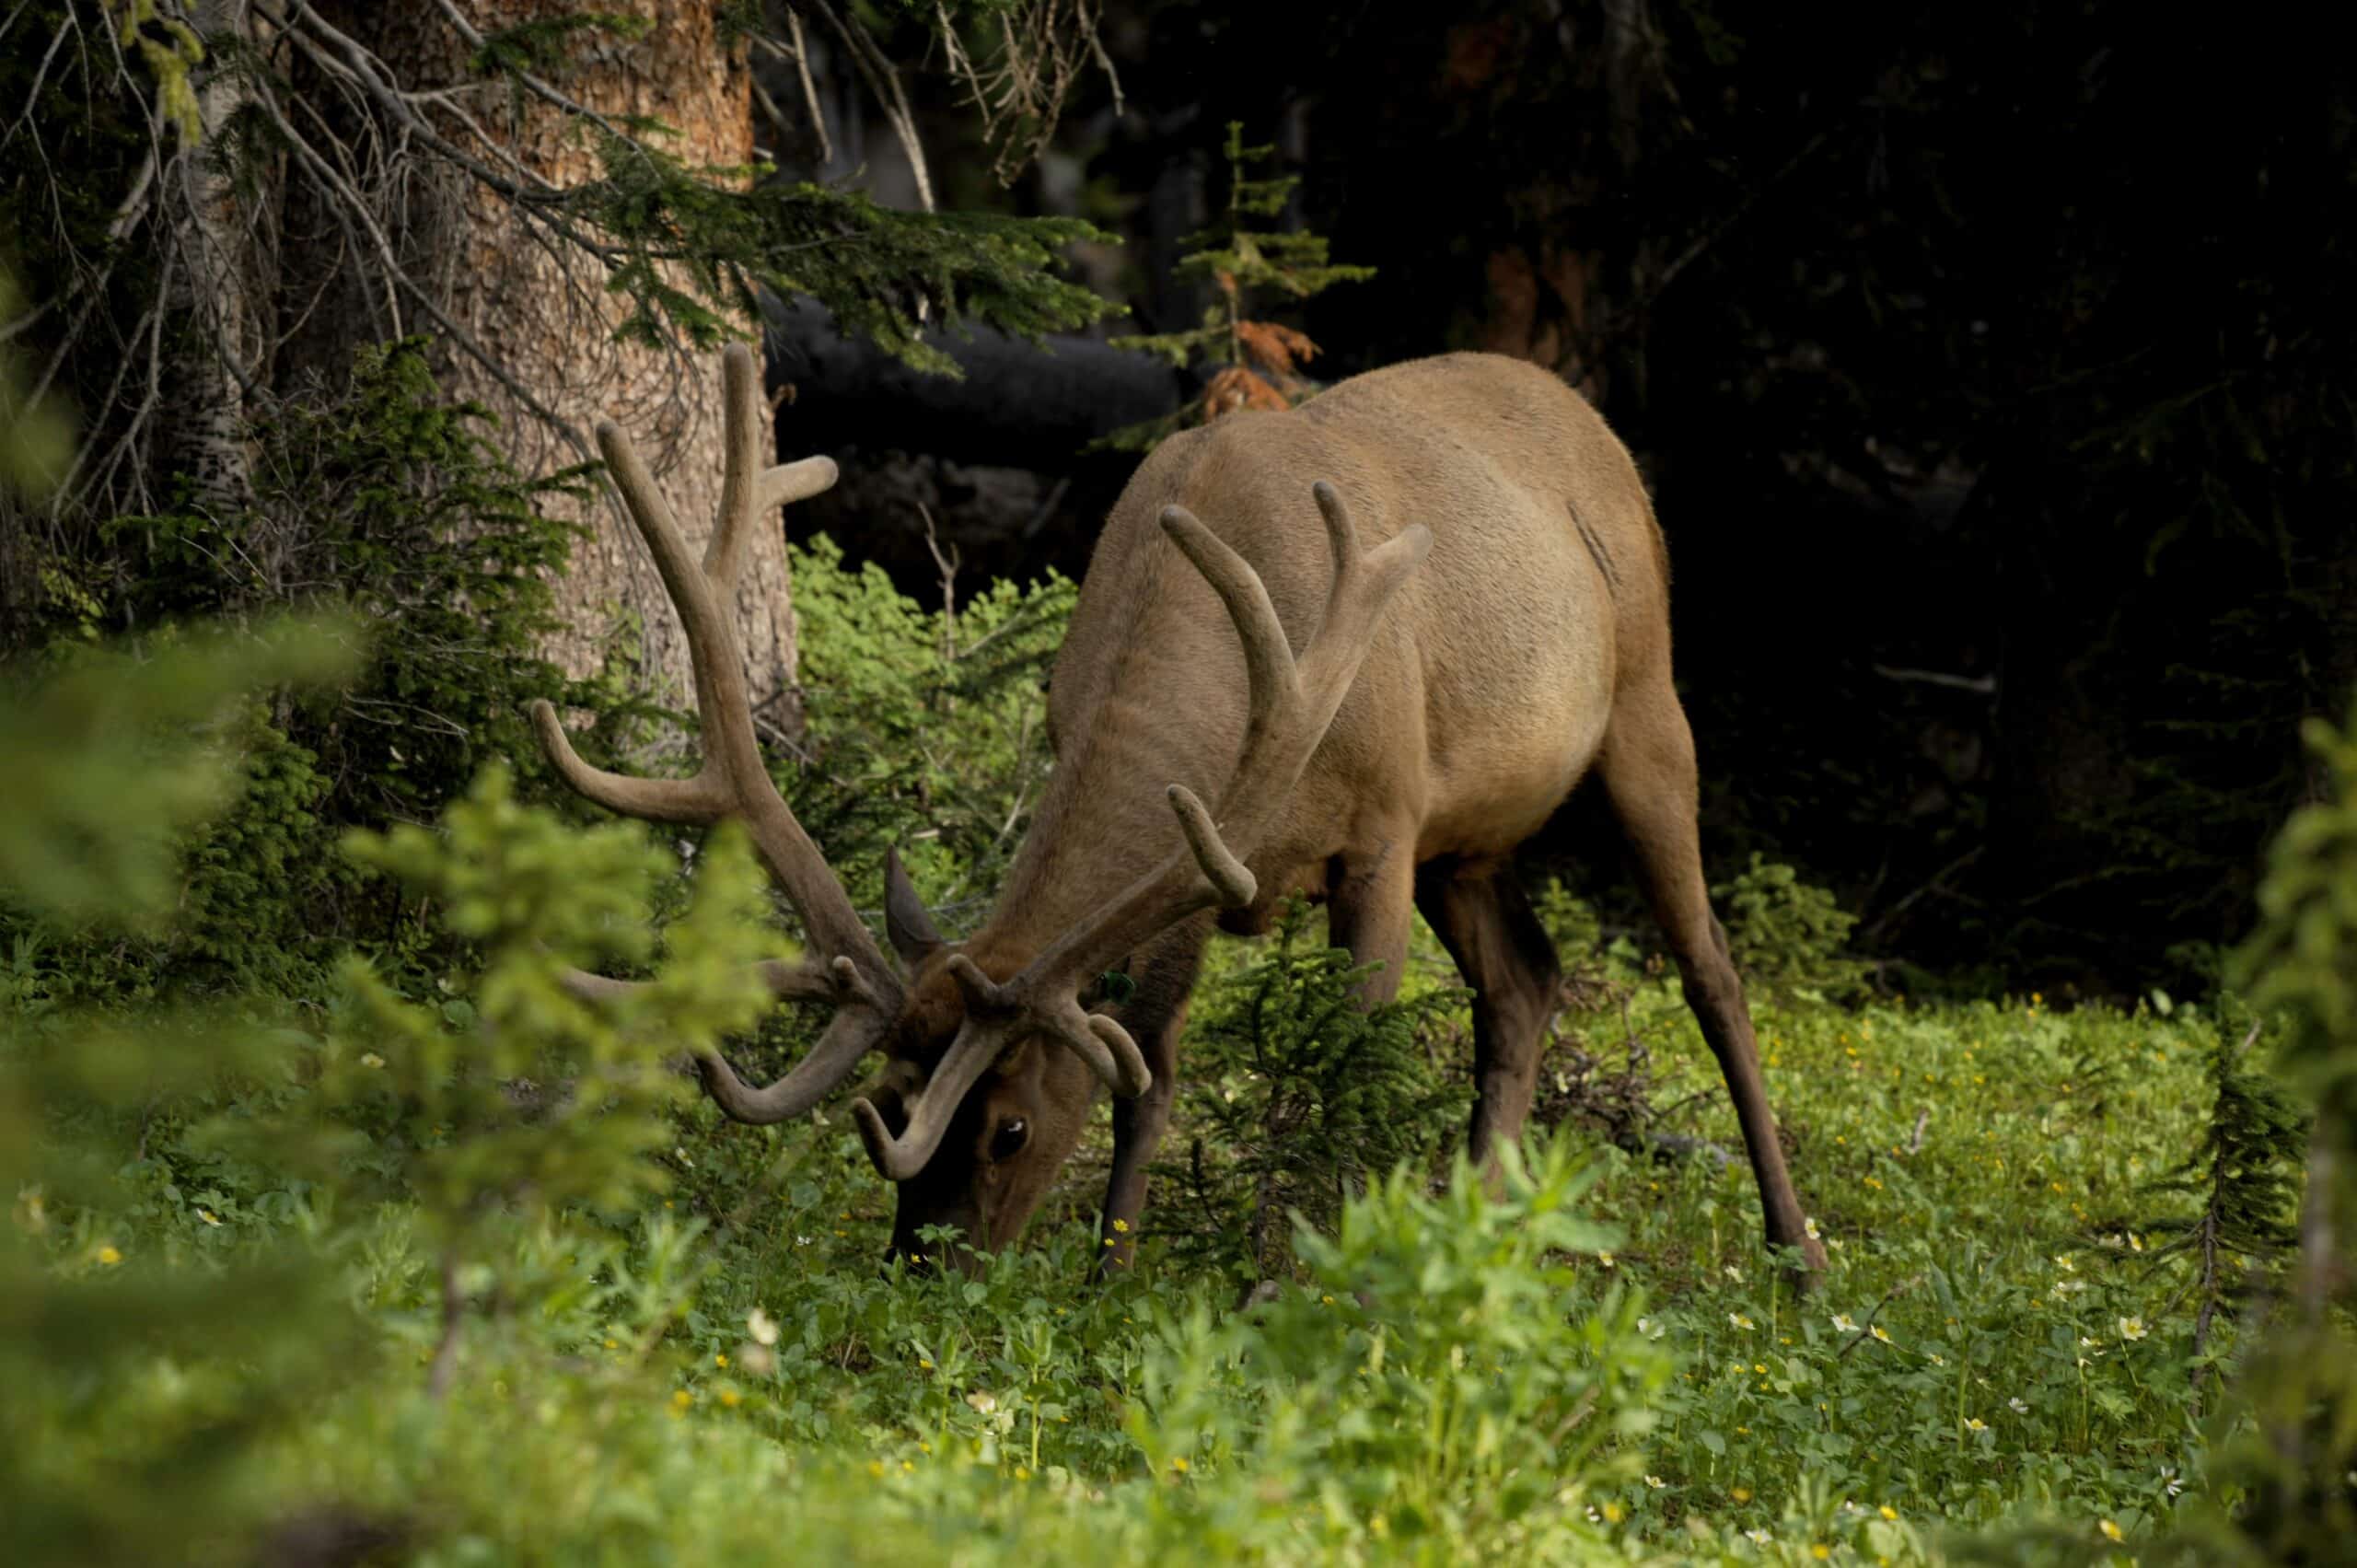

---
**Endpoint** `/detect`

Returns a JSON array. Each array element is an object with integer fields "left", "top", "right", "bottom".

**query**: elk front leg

[
  {"left": 1098, "top": 930, "right": 1207, "bottom": 1272},
  {"left": 1098, "top": 998, "right": 1183, "bottom": 1273},
  {"left": 1413, "top": 857, "right": 1563, "bottom": 1165},
  {"left": 1328, "top": 828, "right": 1420, "bottom": 1005},
  {"left": 1598, "top": 681, "right": 1829, "bottom": 1284}
]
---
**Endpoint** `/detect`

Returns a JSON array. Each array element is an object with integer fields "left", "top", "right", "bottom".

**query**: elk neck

[{"left": 957, "top": 600, "right": 1246, "bottom": 986}]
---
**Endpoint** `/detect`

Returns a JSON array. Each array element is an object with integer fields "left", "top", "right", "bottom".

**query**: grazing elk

[{"left": 535, "top": 343, "right": 1826, "bottom": 1282}]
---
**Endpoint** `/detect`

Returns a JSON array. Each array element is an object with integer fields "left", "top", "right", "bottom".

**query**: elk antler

[
  {"left": 852, "top": 481, "right": 1433, "bottom": 1179},
  {"left": 531, "top": 343, "right": 903, "bottom": 1123}
]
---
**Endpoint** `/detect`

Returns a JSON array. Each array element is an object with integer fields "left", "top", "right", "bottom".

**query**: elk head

[{"left": 537, "top": 344, "right": 1428, "bottom": 1268}]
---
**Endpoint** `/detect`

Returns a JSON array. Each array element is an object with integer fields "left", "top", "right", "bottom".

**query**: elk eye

[{"left": 988, "top": 1117, "right": 1029, "bottom": 1163}]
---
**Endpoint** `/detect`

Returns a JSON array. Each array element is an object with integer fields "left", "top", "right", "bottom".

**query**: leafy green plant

[
  {"left": 1713, "top": 853, "right": 1872, "bottom": 1004},
  {"left": 2130, "top": 999, "right": 2305, "bottom": 1392},
  {"left": 279, "top": 767, "right": 787, "bottom": 1393},
  {"left": 2146, "top": 693, "right": 2357, "bottom": 1563},
  {"left": 1153, "top": 899, "right": 1471, "bottom": 1284},
  {"left": 784, "top": 531, "right": 1075, "bottom": 924},
  {"left": 0, "top": 613, "right": 360, "bottom": 1568},
  {"left": 0, "top": 621, "right": 360, "bottom": 931},
  {"left": 4, "top": 338, "right": 603, "bottom": 1005},
  {"left": 1137, "top": 1135, "right": 1668, "bottom": 1560}
]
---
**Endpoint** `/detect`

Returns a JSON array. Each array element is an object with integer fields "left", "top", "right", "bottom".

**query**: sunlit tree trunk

[{"left": 293, "top": 1, "right": 800, "bottom": 726}]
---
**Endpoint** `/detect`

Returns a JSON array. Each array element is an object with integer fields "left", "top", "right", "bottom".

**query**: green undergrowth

[
  {"left": 5, "top": 792, "right": 2291, "bottom": 1564},
  {"left": 2, "top": 449, "right": 2334, "bottom": 1563}
]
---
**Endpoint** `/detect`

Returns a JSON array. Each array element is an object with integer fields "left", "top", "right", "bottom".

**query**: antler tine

[
  {"left": 707, "top": 343, "right": 766, "bottom": 600},
  {"left": 534, "top": 347, "right": 907, "bottom": 1126},
  {"left": 1168, "top": 782, "right": 1257, "bottom": 906},
  {"left": 849, "top": 482, "right": 1428, "bottom": 1180},
  {"left": 1158, "top": 503, "right": 1301, "bottom": 758},
  {"left": 555, "top": 955, "right": 861, "bottom": 1007},
  {"left": 709, "top": 343, "right": 842, "bottom": 600},
  {"left": 528, "top": 698, "right": 724, "bottom": 825},
  {"left": 558, "top": 955, "right": 887, "bottom": 1125},
  {"left": 692, "top": 959, "right": 890, "bottom": 1123}
]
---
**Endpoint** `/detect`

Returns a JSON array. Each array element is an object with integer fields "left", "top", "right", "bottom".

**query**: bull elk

[{"left": 533, "top": 343, "right": 1826, "bottom": 1281}]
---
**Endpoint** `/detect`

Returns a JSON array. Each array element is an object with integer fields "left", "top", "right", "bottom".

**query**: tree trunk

[
  {"left": 293, "top": 2, "right": 799, "bottom": 725},
  {"left": 155, "top": 0, "right": 265, "bottom": 518}
]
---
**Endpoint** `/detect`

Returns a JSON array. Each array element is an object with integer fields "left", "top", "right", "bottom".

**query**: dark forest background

[
  {"left": 6, "top": 1, "right": 2352, "bottom": 1002},
  {"left": 773, "top": 2, "right": 2356, "bottom": 999}
]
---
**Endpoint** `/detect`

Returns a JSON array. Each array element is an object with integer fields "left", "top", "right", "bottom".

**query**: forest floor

[{"left": 22, "top": 926, "right": 2234, "bottom": 1567}]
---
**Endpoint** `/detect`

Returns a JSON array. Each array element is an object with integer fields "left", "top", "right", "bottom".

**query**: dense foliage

[
  {"left": 5, "top": 469, "right": 2342, "bottom": 1558},
  {"left": 6, "top": 6, "right": 2352, "bottom": 1562}
]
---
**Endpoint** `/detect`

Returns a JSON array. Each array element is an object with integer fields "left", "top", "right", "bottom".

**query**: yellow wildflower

[
  {"left": 97, "top": 1245, "right": 122, "bottom": 1267},
  {"left": 2099, "top": 1519, "right": 2123, "bottom": 1542}
]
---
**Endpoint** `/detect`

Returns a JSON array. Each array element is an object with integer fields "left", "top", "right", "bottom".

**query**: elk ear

[{"left": 884, "top": 847, "right": 944, "bottom": 968}]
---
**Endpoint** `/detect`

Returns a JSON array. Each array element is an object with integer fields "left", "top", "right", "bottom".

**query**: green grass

[{"left": 11, "top": 923, "right": 2253, "bottom": 1566}]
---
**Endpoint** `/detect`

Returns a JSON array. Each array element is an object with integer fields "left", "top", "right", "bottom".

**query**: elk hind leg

[
  {"left": 1414, "top": 857, "right": 1562, "bottom": 1167},
  {"left": 1597, "top": 682, "right": 1828, "bottom": 1281}
]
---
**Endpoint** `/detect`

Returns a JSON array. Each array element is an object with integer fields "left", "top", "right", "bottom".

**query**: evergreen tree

[{"left": 1099, "top": 122, "right": 1374, "bottom": 451}]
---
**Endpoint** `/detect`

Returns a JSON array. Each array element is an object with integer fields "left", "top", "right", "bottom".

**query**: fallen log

[{"left": 761, "top": 295, "right": 1187, "bottom": 473}]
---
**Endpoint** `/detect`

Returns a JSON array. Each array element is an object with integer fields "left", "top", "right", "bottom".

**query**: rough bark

[
  {"left": 157, "top": 0, "right": 265, "bottom": 517},
  {"left": 294, "top": 2, "right": 797, "bottom": 722}
]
